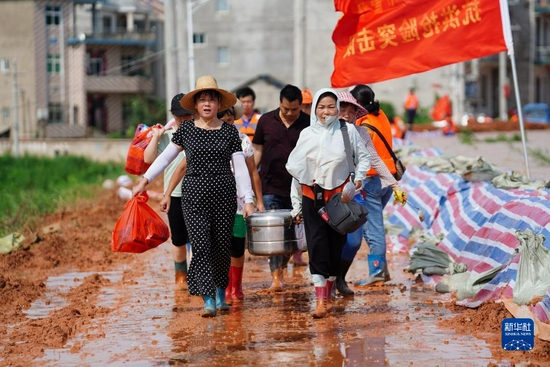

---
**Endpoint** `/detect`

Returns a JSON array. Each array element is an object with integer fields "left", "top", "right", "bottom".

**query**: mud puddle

[{"left": 25, "top": 244, "right": 528, "bottom": 366}]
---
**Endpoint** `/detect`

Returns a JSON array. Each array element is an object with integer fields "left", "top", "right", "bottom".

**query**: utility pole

[
  {"left": 11, "top": 59, "right": 20, "bottom": 158},
  {"left": 164, "top": 0, "right": 177, "bottom": 120},
  {"left": 186, "top": 0, "right": 195, "bottom": 91}
]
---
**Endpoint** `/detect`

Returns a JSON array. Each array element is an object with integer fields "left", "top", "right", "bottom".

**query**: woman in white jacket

[{"left": 286, "top": 88, "right": 371, "bottom": 318}]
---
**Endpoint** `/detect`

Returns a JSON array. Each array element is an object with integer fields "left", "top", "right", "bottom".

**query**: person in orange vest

[
  {"left": 442, "top": 114, "right": 456, "bottom": 136},
  {"left": 301, "top": 89, "right": 312, "bottom": 116},
  {"left": 389, "top": 115, "right": 406, "bottom": 139},
  {"left": 350, "top": 85, "right": 407, "bottom": 287},
  {"left": 234, "top": 86, "right": 262, "bottom": 140},
  {"left": 403, "top": 88, "right": 419, "bottom": 135}
]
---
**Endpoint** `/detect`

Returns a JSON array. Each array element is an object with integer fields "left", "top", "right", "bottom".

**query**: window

[
  {"left": 45, "top": 5, "right": 62, "bottom": 26},
  {"left": 48, "top": 103, "right": 63, "bottom": 123},
  {"left": 86, "top": 51, "right": 105, "bottom": 75},
  {"left": 217, "top": 47, "right": 230, "bottom": 65},
  {"left": 103, "top": 16, "right": 112, "bottom": 34},
  {"left": 1, "top": 107, "right": 9, "bottom": 120},
  {"left": 193, "top": 33, "right": 206, "bottom": 45},
  {"left": 47, "top": 54, "right": 61, "bottom": 74},
  {"left": 217, "top": 0, "right": 229, "bottom": 11},
  {"left": 1, "top": 59, "right": 9, "bottom": 73}
]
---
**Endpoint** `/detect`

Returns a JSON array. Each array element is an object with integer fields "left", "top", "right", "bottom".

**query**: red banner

[{"left": 331, "top": 0, "right": 510, "bottom": 87}]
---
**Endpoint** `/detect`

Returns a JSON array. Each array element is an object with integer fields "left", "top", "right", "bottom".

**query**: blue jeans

[
  {"left": 263, "top": 194, "right": 292, "bottom": 272},
  {"left": 341, "top": 176, "right": 392, "bottom": 261},
  {"left": 362, "top": 176, "right": 392, "bottom": 256}
]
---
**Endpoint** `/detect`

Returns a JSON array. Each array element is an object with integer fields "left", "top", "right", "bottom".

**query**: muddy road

[{"left": 2, "top": 130, "right": 550, "bottom": 366}]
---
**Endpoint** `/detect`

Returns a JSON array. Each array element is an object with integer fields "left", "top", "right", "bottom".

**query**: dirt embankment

[{"left": 0, "top": 178, "right": 163, "bottom": 362}]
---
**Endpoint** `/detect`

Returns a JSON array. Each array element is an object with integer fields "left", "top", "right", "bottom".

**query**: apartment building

[
  {"left": 0, "top": 0, "right": 159, "bottom": 139},
  {"left": 0, "top": 0, "right": 548, "bottom": 142}
]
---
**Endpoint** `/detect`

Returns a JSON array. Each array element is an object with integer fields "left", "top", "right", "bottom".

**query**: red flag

[{"left": 331, "top": 0, "right": 513, "bottom": 87}]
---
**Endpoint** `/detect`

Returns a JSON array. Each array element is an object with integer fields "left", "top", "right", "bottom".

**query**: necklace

[{"left": 199, "top": 118, "right": 219, "bottom": 130}]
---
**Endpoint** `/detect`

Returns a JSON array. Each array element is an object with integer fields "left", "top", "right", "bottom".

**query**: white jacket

[{"left": 286, "top": 88, "right": 371, "bottom": 216}]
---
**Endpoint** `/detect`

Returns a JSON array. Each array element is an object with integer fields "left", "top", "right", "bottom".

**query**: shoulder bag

[
  {"left": 362, "top": 123, "right": 406, "bottom": 181},
  {"left": 323, "top": 120, "right": 368, "bottom": 235}
]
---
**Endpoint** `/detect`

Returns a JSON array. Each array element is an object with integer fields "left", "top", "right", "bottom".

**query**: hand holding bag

[
  {"left": 111, "top": 192, "right": 170, "bottom": 253},
  {"left": 125, "top": 123, "right": 155, "bottom": 176},
  {"left": 323, "top": 120, "right": 368, "bottom": 235}
]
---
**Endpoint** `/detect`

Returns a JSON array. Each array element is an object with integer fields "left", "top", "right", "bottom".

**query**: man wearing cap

[
  {"left": 252, "top": 84, "right": 310, "bottom": 291},
  {"left": 301, "top": 89, "right": 312, "bottom": 116},
  {"left": 144, "top": 93, "right": 194, "bottom": 291}
]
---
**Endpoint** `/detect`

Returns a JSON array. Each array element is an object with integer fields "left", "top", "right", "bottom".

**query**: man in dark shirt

[{"left": 252, "top": 84, "right": 310, "bottom": 291}]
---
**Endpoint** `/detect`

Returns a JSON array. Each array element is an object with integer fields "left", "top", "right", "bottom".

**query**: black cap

[{"left": 170, "top": 93, "right": 193, "bottom": 116}]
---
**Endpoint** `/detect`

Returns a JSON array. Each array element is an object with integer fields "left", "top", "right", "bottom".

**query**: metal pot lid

[{"left": 246, "top": 209, "right": 293, "bottom": 227}]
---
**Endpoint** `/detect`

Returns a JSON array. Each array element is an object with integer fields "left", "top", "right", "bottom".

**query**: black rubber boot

[{"left": 335, "top": 259, "right": 355, "bottom": 296}]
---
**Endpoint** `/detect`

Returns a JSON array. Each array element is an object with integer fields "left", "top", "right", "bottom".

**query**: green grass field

[{"left": 0, "top": 154, "right": 125, "bottom": 237}]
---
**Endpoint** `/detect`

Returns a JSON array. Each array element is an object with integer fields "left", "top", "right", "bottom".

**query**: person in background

[
  {"left": 404, "top": 88, "right": 419, "bottom": 135},
  {"left": 351, "top": 85, "right": 407, "bottom": 287},
  {"left": 286, "top": 88, "right": 370, "bottom": 318},
  {"left": 143, "top": 93, "right": 194, "bottom": 291},
  {"left": 334, "top": 91, "right": 403, "bottom": 296},
  {"left": 217, "top": 101, "right": 265, "bottom": 303},
  {"left": 133, "top": 76, "right": 255, "bottom": 317},
  {"left": 235, "top": 87, "right": 262, "bottom": 140},
  {"left": 252, "top": 84, "right": 310, "bottom": 291},
  {"left": 442, "top": 114, "right": 457, "bottom": 136},
  {"left": 301, "top": 89, "right": 313, "bottom": 116},
  {"left": 389, "top": 116, "right": 406, "bottom": 139}
]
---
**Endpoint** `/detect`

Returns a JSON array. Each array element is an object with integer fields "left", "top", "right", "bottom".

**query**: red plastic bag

[
  {"left": 125, "top": 123, "right": 154, "bottom": 176},
  {"left": 111, "top": 192, "right": 170, "bottom": 253}
]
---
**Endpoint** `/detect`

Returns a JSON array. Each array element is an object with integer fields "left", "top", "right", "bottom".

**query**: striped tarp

[{"left": 384, "top": 147, "right": 550, "bottom": 307}]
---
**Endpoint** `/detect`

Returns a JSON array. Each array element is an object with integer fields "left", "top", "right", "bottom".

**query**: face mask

[{"left": 324, "top": 114, "right": 338, "bottom": 125}]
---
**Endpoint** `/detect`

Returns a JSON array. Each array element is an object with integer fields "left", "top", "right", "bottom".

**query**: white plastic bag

[{"left": 341, "top": 182, "right": 356, "bottom": 203}]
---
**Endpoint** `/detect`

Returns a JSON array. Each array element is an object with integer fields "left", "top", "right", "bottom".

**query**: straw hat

[{"left": 180, "top": 76, "right": 237, "bottom": 112}]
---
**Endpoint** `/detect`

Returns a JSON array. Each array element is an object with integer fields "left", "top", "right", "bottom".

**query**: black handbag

[
  {"left": 323, "top": 120, "right": 368, "bottom": 235},
  {"left": 362, "top": 123, "right": 406, "bottom": 181},
  {"left": 325, "top": 192, "right": 368, "bottom": 235}
]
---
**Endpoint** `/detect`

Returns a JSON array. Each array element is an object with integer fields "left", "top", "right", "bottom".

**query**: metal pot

[{"left": 246, "top": 209, "right": 307, "bottom": 256}]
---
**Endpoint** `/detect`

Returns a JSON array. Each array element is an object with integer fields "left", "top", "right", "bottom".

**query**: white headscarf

[{"left": 286, "top": 88, "right": 371, "bottom": 190}]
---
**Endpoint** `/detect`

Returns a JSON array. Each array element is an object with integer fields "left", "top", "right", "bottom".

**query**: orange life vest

[
  {"left": 234, "top": 112, "right": 261, "bottom": 140},
  {"left": 404, "top": 94, "right": 419, "bottom": 110},
  {"left": 356, "top": 110, "right": 396, "bottom": 177}
]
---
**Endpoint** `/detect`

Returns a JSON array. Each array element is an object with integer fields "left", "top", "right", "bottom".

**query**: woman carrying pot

[
  {"left": 286, "top": 88, "right": 370, "bottom": 319},
  {"left": 133, "top": 76, "right": 255, "bottom": 317}
]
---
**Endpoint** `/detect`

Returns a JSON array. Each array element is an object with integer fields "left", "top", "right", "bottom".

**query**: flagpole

[
  {"left": 509, "top": 54, "right": 531, "bottom": 180},
  {"left": 498, "top": 0, "right": 531, "bottom": 179}
]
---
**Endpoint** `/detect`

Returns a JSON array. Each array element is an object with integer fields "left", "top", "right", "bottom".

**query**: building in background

[
  {"left": 0, "top": 0, "right": 160, "bottom": 138},
  {"left": 0, "top": 0, "right": 548, "bottom": 141}
]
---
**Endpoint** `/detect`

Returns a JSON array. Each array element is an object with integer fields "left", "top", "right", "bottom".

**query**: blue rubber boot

[
  {"left": 216, "top": 287, "right": 230, "bottom": 312},
  {"left": 355, "top": 254, "right": 390, "bottom": 287},
  {"left": 201, "top": 295, "right": 216, "bottom": 317}
]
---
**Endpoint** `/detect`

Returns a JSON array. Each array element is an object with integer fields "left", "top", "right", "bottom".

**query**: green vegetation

[
  {"left": 458, "top": 128, "right": 475, "bottom": 145},
  {"left": 483, "top": 133, "right": 522, "bottom": 143},
  {"left": 123, "top": 95, "right": 166, "bottom": 138},
  {"left": 0, "top": 154, "right": 125, "bottom": 236},
  {"left": 380, "top": 101, "right": 397, "bottom": 120},
  {"left": 413, "top": 107, "right": 433, "bottom": 124},
  {"left": 529, "top": 148, "right": 550, "bottom": 165}
]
